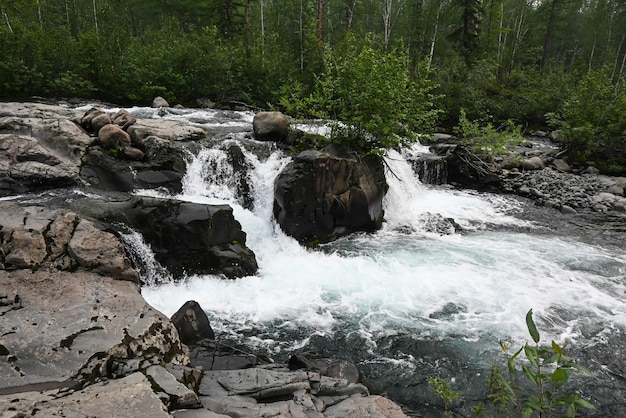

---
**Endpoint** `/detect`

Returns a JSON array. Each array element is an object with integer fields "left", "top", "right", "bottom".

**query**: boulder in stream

[{"left": 273, "top": 144, "right": 386, "bottom": 245}]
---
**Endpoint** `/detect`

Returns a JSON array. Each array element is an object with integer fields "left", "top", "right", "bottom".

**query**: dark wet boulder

[
  {"left": 225, "top": 143, "right": 253, "bottom": 209},
  {"left": 440, "top": 145, "right": 502, "bottom": 188},
  {"left": 273, "top": 144, "right": 386, "bottom": 245},
  {"left": 74, "top": 196, "right": 258, "bottom": 279},
  {"left": 80, "top": 143, "right": 186, "bottom": 193},
  {"left": 171, "top": 301, "right": 215, "bottom": 344},
  {"left": 188, "top": 340, "right": 270, "bottom": 371},
  {"left": 80, "top": 107, "right": 108, "bottom": 131}
]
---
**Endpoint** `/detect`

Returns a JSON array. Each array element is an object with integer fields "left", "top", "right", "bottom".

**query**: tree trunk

[
  {"left": 300, "top": 0, "right": 305, "bottom": 72},
  {"left": 612, "top": 35, "right": 624, "bottom": 82},
  {"left": 36, "top": 0, "right": 43, "bottom": 30},
  {"left": 245, "top": 0, "right": 252, "bottom": 60},
  {"left": 427, "top": 3, "right": 442, "bottom": 71},
  {"left": 588, "top": 37, "right": 596, "bottom": 72},
  {"left": 346, "top": 0, "right": 356, "bottom": 29},
  {"left": 317, "top": 0, "right": 324, "bottom": 45},
  {"left": 93, "top": 0, "right": 98, "bottom": 34},
  {"left": 2, "top": 8, "right": 13, "bottom": 33},
  {"left": 382, "top": 0, "right": 392, "bottom": 49},
  {"left": 540, "top": 0, "right": 558, "bottom": 70}
]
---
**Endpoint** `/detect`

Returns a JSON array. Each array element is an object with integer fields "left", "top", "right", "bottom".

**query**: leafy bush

[
  {"left": 430, "top": 309, "right": 596, "bottom": 417},
  {"left": 548, "top": 68, "right": 626, "bottom": 161},
  {"left": 453, "top": 109, "right": 525, "bottom": 156},
  {"left": 280, "top": 35, "right": 443, "bottom": 154}
]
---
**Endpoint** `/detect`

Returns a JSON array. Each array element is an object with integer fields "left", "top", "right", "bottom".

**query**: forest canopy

[{"left": 0, "top": 0, "right": 625, "bottom": 164}]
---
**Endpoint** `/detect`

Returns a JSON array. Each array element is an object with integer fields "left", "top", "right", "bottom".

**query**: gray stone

[
  {"left": 552, "top": 159, "right": 571, "bottom": 172},
  {"left": 0, "top": 269, "right": 187, "bottom": 391},
  {"left": 0, "top": 204, "right": 188, "bottom": 393},
  {"left": 13, "top": 373, "right": 170, "bottom": 418},
  {"left": 607, "top": 185, "right": 624, "bottom": 196},
  {"left": 521, "top": 156, "right": 545, "bottom": 171},
  {"left": 67, "top": 218, "right": 138, "bottom": 281},
  {"left": 153, "top": 96, "right": 170, "bottom": 108},
  {"left": 127, "top": 118, "right": 207, "bottom": 142},
  {"left": 432, "top": 132, "right": 453, "bottom": 141},
  {"left": 198, "top": 368, "right": 369, "bottom": 405},
  {"left": 146, "top": 365, "right": 200, "bottom": 409},
  {"left": 289, "top": 352, "right": 361, "bottom": 384},
  {"left": 594, "top": 192, "right": 617, "bottom": 202},
  {"left": 584, "top": 166, "right": 600, "bottom": 174},
  {"left": 173, "top": 410, "right": 230, "bottom": 418},
  {"left": 0, "top": 122, "right": 88, "bottom": 195},
  {"left": 561, "top": 205, "right": 578, "bottom": 215},
  {"left": 0, "top": 102, "right": 83, "bottom": 120},
  {"left": 253, "top": 111, "right": 289, "bottom": 142},
  {"left": 324, "top": 394, "right": 408, "bottom": 418},
  {"left": 198, "top": 369, "right": 311, "bottom": 399}
]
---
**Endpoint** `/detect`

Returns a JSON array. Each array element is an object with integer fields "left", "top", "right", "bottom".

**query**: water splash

[
  {"left": 141, "top": 141, "right": 626, "bottom": 359},
  {"left": 119, "top": 230, "right": 172, "bottom": 286}
]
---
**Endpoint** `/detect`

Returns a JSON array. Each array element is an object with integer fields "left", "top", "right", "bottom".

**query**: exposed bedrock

[
  {"left": 0, "top": 203, "right": 188, "bottom": 397},
  {"left": 69, "top": 195, "right": 258, "bottom": 280}
]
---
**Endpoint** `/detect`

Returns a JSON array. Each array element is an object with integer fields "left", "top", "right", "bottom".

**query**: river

[{"left": 96, "top": 105, "right": 626, "bottom": 416}]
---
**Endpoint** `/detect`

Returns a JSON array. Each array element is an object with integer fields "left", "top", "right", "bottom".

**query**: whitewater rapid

[{"left": 139, "top": 137, "right": 626, "bottom": 358}]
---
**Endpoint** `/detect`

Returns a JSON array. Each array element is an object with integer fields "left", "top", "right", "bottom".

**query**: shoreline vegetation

[{"left": 1, "top": 0, "right": 625, "bottom": 172}]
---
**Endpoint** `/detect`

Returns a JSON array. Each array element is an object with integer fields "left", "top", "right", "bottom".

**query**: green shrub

[
  {"left": 453, "top": 109, "right": 525, "bottom": 156},
  {"left": 280, "top": 34, "right": 443, "bottom": 154},
  {"left": 548, "top": 68, "right": 626, "bottom": 161},
  {"left": 429, "top": 309, "right": 596, "bottom": 417}
]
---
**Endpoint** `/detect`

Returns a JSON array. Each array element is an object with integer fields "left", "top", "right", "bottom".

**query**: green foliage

[
  {"left": 453, "top": 109, "right": 525, "bottom": 155},
  {"left": 280, "top": 35, "right": 443, "bottom": 154},
  {"left": 47, "top": 71, "right": 96, "bottom": 97},
  {"left": 429, "top": 309, "right": 596, "bottom": 417},
  {"left": 548, "top": 68, "right": 626, "bottom": 162},
  {"left": 428, "top": 377, "right": 462, "bottom": 418},
  {"left": 290, "top": 131, "right": 332, "bottom": 154}
]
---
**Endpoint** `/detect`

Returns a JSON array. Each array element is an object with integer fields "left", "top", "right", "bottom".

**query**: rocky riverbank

[
  {"left": 416, "top": 134, "right": 626, "bottom": 248},
  {"left": 0, "top": 101, "right": 410, "bottom": 417},
  {"left": 2, "top": 100, "right": 625, "bottom": 417}
]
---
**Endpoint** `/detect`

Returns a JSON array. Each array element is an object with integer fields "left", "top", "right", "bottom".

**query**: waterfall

[
  {"left": 182, "top": 147, "right": 240, "bottom": 203},
  {"left": 138, "top": 122, "right": 626, "bottom": 413},
  {"left": 399, "top": 142, "right": 448, "bottom": 185},
  {"left": 119, "top": 230, "right": 172, "bottom": 286}
]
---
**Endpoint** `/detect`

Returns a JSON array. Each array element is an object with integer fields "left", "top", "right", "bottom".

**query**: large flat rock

[
  {"left": 127, "top": 119, "right": 207, "bottom": 142},
  {"left": 0, "top": 372, "right": 171, "bottom": 418},
  {"left": 0, "top": 269, "right": 187, "bottom": 391}
]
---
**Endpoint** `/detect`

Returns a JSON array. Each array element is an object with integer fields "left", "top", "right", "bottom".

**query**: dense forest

[{"left": 0, "top": 0, "right": 625, "bottom": 168}]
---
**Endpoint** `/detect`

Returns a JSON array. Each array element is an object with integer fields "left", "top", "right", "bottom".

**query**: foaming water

[{"left": 142, "top": 143, "right": 626, "bottom": 358}]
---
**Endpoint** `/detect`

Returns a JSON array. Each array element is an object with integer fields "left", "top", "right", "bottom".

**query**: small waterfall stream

[{"left": 121, "top": 108, "right": 626, "bottom": 414}]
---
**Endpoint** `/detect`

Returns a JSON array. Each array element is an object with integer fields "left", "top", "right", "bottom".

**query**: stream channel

[{"left": 83, "top": 105, "right": 626, "bottom": 416}]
